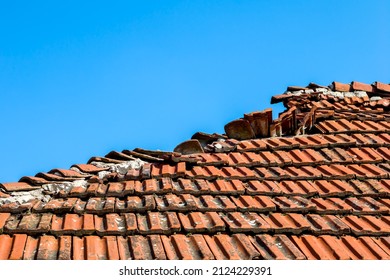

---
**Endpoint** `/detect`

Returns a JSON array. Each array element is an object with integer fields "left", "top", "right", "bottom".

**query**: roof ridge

[{"left": 1, "top": 80, "right": 390, "bottom": 188}]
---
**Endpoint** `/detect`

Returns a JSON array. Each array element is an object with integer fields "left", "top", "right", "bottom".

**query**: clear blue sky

[{"left": 1, "top": 0, "right": 389, "bottom": 182}]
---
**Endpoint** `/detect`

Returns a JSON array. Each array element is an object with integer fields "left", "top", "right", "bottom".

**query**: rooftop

[{"left": 1, "top": 80, "right": 390, "bottom": 260}]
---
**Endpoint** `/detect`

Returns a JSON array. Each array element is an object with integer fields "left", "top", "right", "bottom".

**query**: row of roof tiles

[
  {"left": 0, "top": 233, "right": 389, "bottom": 260},
  {"left": 187, "top": 146, "right": 390, "bottom": 167},
  {"left": 272, "top": 81, "right": 390, "bottom": 104},
  {"left": 6, "top": 162, "right": 390, "bottom": 192},
  {"left": 1, "top": 194, "right": 389, "bottom": 215},
  {"left": 1, "top": 211, "right": 389, "bottom": 236},
  {"left": 0, "top": 178, "right": 390, "bottom": 202},
  {"left": 3, "top": 131, "right": 390, "bottom": 192},
  {"left": 237, "top": 133, "right": 390, "bottom": 151}
]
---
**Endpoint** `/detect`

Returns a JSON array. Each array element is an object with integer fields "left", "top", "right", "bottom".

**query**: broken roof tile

[
  {"left": 174, "top": 139, "right": 204, "bottom": 155},
  {"left": 243, "top": 108, "right": 272, "bottom": 138},
  {"left": 224, "top": 119, "right": 256, "bottom": 140}
]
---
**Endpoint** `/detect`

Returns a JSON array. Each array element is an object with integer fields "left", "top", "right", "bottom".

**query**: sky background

[{"left": 0, "top": 0, "right": 389, "bottom": 182}]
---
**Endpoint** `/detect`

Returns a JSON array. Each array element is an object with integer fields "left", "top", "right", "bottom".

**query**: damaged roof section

[{"left": 1, "top": 80, "right": 390, "bottom": 260}]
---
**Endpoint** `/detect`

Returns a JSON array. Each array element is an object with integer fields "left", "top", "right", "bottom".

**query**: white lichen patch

[
  {"left": 91, "top": 159, "right": 145, "bottom": 177},
  {"left": 97, "top": 171, "right": 112, "bottom": 179},
  {"left": 355, "top": 91, "right": 367, "bottom": 98},
  {"left": 315, "top": 88, "right": 328, "bottom": 93},
  {"left": 304, "top": 89, "right": 314, "bottom": 94},
  {"left": 370, "top": 96, "right": 382, "bottom": 101},
  {"left": 287, "top": 89, "right": 369, "bottom": 100},
  {"left": 42, "top": 179, "right": 88, "bottom": 195},
  {"left": 0, "top": 189, "right": 51, "bottom": 206},
  {"left": 344, "top": 92, "right": 355, "bottom": 98}
]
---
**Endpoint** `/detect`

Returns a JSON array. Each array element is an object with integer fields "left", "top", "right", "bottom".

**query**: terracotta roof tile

[
  {"left": 8, "top": 234, "right": 28, "bottom": 260},
  {"left": 272, "top": 196, "right": 315, "bottom": 213},
  {"left": 193, "top": 195, "right": 236, "bottom": 212},
  {"left": 236, "top": 139, "right": 268, "bottom": 151},
  {"left": 204, "top": 234, "right": 261, "bottom": 260},
  {"left": 151, "top": 162, "right": 186, "bottom": 178},
  {"left": 341, "top": 216, "right": 390, "bottom": 236},
  {"left": 290, "top": 235, "right": 350, "bottom": 260},
  {"left": 260, "top": 213, "right": 311, "bottom": 234},
  {"left": 312, "top": 180, "right": 356, "bottom": 197},
  {"left": 255, "top": 166, "right": 289, "bottom": 180},
  {"left": 18, "top": 176, "right": 49, "bottom": 185},
  {"left": 220, "top": 166, "right": 259, "bottom": 179},
  {"left": 372, "top": 236, "right": 390, "bottom": 255},
  {"left": 277, "top": 180, "right": 318, "bottom": 197},
  {"left": 0, "top": 235, "right": 13, "bottom": 259},
  {"left": 351, "top": 81, "right": 375, "bottom": 92},
  {"left": 311, "top": 198, "right": 353, "bottom": 214},
  {"left": 345, "top": 196, "right": 388, "bottom": 215},
  {"left": 0, "top": 200, "right": 38, "bottom": 214},
  {"left": 224, "top": 119, "right": 256, "bottom": 140},
  {"left": 287, "top": 149, "right": 326, "bottom": 166},
  {"left": 0, "top": 182, "right": 40, "bottom": 192},
  {"left": 347, "top": 164, "right": 388, "bottom": 179},
  {"left": 283, "top": 166, "right": 323, "bottom": 180},
  {"left": 250, "top": 234, "right": 306, "bottom": 260},
  {"left": 49, "top": 168, "right": 87, "bottom": 178},
  {"left": 245, "top": 180, "right": 282, "bottom": 195},
  {"left": 178, "top": 212, "right": 225, "bottom": 233},
  {"left": 338, "top": 236, "right": 390, "bottom": 260},
  {"left": 137, "top": 212, "right": 181, "bottom": 235},
  {"left": 208, "top": 179, "right": 245, "bottom": 195},
  {"left": 349, "top": 179, "right": 390, "bottom": 197},
  {"left": 0, "top": 213, "right": 11, "bottom": 233},
  {"left": 374, "top": 82, "right": 390, "bottom": 93},
  {"left": 197, "top": 153, "right": 229, "bottom": 166},
  {"left": 173, "top": 178, "right": 210, "bottom": 194},
  {"left": 155, "top": 194, "right": 197, "bottom": 211},
  {"left": 162, "top": 234, "right": 215, "bottom": 260},
  {"left": 230, "top": 195, "right": 276, "bottom": 212},
  {"left": 306, "top": 214, "right": 350, "bottom": 235},
  {"left": 264, "top": 137, "right": 300, "bottom": 150}
]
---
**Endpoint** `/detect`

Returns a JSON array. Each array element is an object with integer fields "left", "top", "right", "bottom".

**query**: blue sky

[{"left": 0, "top": 0, "right": 389, "bottom": 182}]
